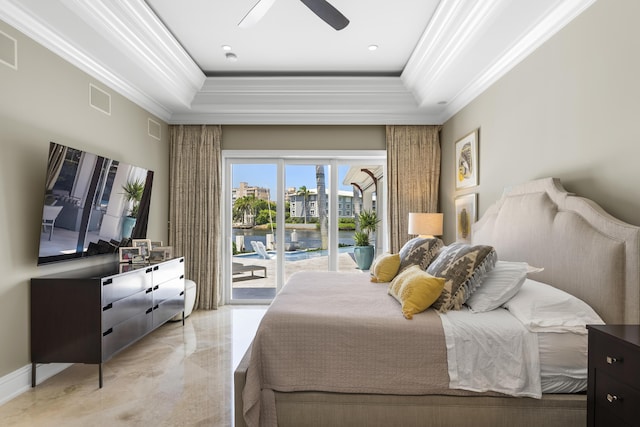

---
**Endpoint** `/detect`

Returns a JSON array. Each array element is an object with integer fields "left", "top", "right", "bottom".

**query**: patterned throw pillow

[
  {"left": 370, "top": 253, "right": 402, "bottom": 283},
  {"left": 398, "top": 237, "right": 444, "bottom": 273},
  {"left": 388, "top": 265, "right": 445, "bottom": 319},
  {"left": 426, "top": 243, "right": 497, "bottom": 313}
]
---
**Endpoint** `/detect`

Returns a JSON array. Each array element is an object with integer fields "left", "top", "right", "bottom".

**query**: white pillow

[
  {"left": 503, "top": 278, "right": 604, "bottom": 334},
  {"left": 465, "top": 261, "right": 528, "bottom": 313}
]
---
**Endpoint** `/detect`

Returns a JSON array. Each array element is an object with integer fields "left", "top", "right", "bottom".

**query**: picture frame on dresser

[
  {"left": 455, "top": 129, "right": 479, "bottom": 189},
  {"left": 149, "top": 246, "right": 172, "bottom": 263},
  {"left": 118, "top": 246, "right": 140, "bottom": 263},
  {"left": 132, "top": 239, "right": 152, "bottom": 257}
]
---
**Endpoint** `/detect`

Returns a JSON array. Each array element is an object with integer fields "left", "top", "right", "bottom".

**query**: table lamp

[{"left": 408, "top": 213, "right": 443, "bottom": 238}]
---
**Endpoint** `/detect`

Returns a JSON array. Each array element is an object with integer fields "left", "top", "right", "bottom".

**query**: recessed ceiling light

[
  {"left": 222, "top": 45, "right": 232, "bottom": 51},
  {"left": 368, "top": 45, "right": 379, "bottom": 51},
  {"left": 225, "top": 52, "right": 238, "bottom": 62}
]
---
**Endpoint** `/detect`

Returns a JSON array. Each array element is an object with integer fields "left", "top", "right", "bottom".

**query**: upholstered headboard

[{"left": 472, "top": 178, "right": 640, "bottom": 324}]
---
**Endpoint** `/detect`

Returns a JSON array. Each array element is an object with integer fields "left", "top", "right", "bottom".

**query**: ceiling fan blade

[
  {"left": 300, "top": 0, "right": 349, "bottom": 31},
  {"left": 238, "top": 0, "right": 277, "bottom": 28}
]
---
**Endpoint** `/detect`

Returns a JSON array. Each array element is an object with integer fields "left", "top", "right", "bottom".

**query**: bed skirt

[{"left": 234, "top": 345, "right": 586, "bottom": 427}]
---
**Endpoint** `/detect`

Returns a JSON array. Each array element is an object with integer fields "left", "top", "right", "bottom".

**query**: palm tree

[
  {"left": 297, "top": 185, "right": 310, "bottom": 224},
  {"left": 233, "top": 195, "right": 257, "bottom": 225},
  {"left": 315, "top": 165, "right": 328, "bottom": 249}
]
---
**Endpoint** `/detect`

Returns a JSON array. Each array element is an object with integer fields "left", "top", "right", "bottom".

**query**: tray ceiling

[{"left": 0, "top": 0, "right": 595, "bottom": 124}]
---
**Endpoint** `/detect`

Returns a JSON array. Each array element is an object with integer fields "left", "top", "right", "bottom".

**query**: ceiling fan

[{"left": 239, "top": 0, "right": 349, "bottom": 31}]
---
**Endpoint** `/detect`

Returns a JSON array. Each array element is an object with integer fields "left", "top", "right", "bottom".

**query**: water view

[{"left": 232, "top": 227, "right": 358, "bottom": 253}]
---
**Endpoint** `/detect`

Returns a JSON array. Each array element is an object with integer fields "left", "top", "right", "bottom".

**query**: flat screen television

[{"left": 37, "top": 141, "right": 154, "bottom": 265}]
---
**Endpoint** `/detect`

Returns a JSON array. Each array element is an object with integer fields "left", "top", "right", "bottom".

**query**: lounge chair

[
  {"left": 251, "top": 241, "right": 275, "bottom": 259},
  {"left": 232, "top": 262, "right": 267, "bottom": 282}
]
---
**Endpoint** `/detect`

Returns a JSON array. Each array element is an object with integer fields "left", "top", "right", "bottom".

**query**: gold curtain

[
  {"left": 386, "top": 125, "right": 441, "bottom": 253},
  {"left": 169, "top": 125, "right": 222, "bottom": 310}
]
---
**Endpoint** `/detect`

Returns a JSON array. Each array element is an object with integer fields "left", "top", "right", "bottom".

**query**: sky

[{"left": 232, "top": 164, "right": 353, "bottom": 194}]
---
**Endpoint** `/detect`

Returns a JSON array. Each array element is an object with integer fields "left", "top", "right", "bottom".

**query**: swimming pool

[{"left": 234, "top": 247, "right": 353, "bottom": 262}]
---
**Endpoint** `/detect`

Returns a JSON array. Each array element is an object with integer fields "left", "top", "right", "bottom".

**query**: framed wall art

[
  {"left": 454, "top": 193, "right": 477, "bottom": 244},
  {"left": 455, "top": 129, "right": 479, "bottom": 190}
]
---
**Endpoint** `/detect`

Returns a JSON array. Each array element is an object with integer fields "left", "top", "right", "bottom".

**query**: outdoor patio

[{"left": 232, "top": 252, "right": 364, "bottom": 299}]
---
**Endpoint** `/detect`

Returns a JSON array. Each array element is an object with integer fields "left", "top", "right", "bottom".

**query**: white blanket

[{"left": 439, "top": 307, "right": 542, "bottom": 398}]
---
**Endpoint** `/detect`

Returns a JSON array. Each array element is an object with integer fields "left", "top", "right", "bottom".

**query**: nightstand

[{"left": 587, "top": 325, "right": 640, "bottom": 427}]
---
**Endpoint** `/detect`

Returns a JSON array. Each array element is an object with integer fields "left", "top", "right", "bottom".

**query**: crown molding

[
  {"left": 199, "top": 76, "right": 412, "bottom": 94},
  {"left": 403, "top": 0, "right": 597, "bottom": 123},
  {"left": 169, "top": 110, "right": 439, "bottom": 125},
  {"left": 402, "top": 0, "right": 503, "bottom": 92},
  {"left": 437, "top": 0, "right": 597, "bottom": 122},
  {"left": 61, "top": 0, "right": 205, "bottom": 108},
  {"left": 0, "top": 0, "right": 174, "bottom": 121},
  {"left": 179, "top": 76, "right": 438, "bottom": 124}
]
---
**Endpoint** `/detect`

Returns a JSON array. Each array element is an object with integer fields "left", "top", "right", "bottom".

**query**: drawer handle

[
  {"left": 103, "top": 278, "right": 113, "bottom": 286},
  {"left": 102, "top": 328, "right": 113, "bottom": 337},
  {"left": 606, "top": 393, "right": 621, "bottom": 403},
  {"left": 606, "top": 356, "right": 623, "bottom": 364},
  {"left": 153, "top": 304, "right": 159, "bottom": 311},
  {"left": 180, "top": 274, "right": 185, "bottom": 279},
  {"left": 153, "top": 285, "right": 159, "bottom": 291},
  {"left": 180, "top": 291, "right": 185, "bottom": 296},
  {"left": 146, "top": 268, "right": 153, "bottom": 274},
  {"left": 146, "top": 288, "right": 153, "bottom": 294},
  {"left": 146, "top": 307, "right": 153, "bottom": 314},
  {"left": 180, "top": 258, "right": 184, "bottom": 263},
  {"left": 102, "top": 303, "right": 113, "bottom": 311},
  {"left": 153, "top": 266, "right": 159, "bottom": 271}
]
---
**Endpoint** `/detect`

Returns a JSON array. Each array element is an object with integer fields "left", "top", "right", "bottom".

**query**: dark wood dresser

[
  {"left": 31, "top": 257, "right": 185, "bottom": 388},
  {"left": 587, "top": 324, "right": 640, "bottom": 427}
]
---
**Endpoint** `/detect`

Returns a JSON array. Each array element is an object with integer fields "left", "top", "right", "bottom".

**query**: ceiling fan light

[{"left": 238, "top": 0, "right": 277, "bottom": 28}]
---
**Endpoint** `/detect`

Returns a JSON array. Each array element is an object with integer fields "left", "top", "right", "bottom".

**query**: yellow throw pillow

[
  {"left": 388, "top": 265, "right": 445, "bottom": 319},
  {"left": 370, "top": 253, "right": 401, "bottom": 283}
]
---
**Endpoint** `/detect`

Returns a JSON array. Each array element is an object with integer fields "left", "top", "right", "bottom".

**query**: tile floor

[{"left": 0, "top": 306, "right": 267, "bottom": 427}]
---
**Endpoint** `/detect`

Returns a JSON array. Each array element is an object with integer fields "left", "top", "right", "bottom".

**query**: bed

[{"left": 234, "top": 177, "right": 640, "bottom": 427}]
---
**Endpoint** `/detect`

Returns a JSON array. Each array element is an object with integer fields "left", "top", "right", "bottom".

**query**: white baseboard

[{"left": 0, "top": 363, "right": 71, "bottom": 406}]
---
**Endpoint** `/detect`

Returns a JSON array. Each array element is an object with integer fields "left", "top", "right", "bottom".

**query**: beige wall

[
  {"left": 440, "top": 0, "right": 640, "bottom": 243},
  {"left": 222, "top": 125, "right": 385, "bottom": 150},
  {"left": 0, "top": 20, "right": 169, "bottom": 377}
]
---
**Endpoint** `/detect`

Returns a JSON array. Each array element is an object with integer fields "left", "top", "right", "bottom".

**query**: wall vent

[
  {"left": 0, "top": 30, "right": 17, "bottom": 70},
  {"left": 89, "top": 83, "right": 111, "bottom": 115},
  {"left": 148, "top": 118, "right": 161, "bottom": 141}
]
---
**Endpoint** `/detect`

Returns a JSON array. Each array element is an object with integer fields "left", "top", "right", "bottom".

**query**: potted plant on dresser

[{"left": 353, "top": 209, "right": 379, "bottom": 270}]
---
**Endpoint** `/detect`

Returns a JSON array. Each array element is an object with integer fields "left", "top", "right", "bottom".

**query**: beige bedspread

[{"left": 242, "top": 271, "right": 469, "bottom": 427}]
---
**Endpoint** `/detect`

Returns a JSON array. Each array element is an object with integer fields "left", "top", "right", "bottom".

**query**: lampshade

[{"left": 408, "top": 213, "right": 443, "bottom": 237}]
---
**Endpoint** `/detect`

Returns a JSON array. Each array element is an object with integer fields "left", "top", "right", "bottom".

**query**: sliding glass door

[
  {"left": 229, "top": 162, "right": 277, "bottom": 301},
  {"left": 223, "top": 152, "right": 386, "bottom": 304},
  {"left": 283, "top": 163, "right": 329, "bottom": 279}
]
